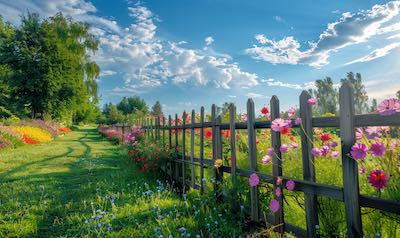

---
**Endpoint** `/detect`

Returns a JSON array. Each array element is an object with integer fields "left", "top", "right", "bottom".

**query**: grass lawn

[{"left": 0, "top": 128, "right": 245, "bottom": 238}]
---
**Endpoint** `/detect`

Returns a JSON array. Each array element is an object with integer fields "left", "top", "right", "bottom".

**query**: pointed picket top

[
  {"left": 270, "top": 95, "right": 280, "bottom": 119},
  {"left": 300, "top": 90, "right": 311, "bottom": 101}
]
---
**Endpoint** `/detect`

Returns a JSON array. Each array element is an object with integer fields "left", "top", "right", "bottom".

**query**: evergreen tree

[
  {"left": 309, "top": 77, "right": 338, "bottom": 115},
  {"left": 370, "top": 99, "right": 377, "bottom": 112},
  {"left": 151, "top": 101, "right": 163, "bottom": 116},
  {"left": 341, "top": 72, "right": 369, "bottom": 114}
]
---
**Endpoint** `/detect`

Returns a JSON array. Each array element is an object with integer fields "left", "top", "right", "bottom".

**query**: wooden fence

[{"left": 118, "top": 83, "right": 400, "bottom": 238}]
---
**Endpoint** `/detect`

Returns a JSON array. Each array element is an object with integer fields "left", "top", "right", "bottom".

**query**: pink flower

[
  {"left": 320, "top": 146, "right": 330, "bottom": 156},
  {"left": 285, "top": 179, "right": 295, "bottom": 191},
  {"left": 370, "top": 141, "right": 386, "bottom": 157},
  {"left": 329, "top": 141, "right": 338, "bottom": 148},
  {"left": 307, "top": 98, "right": 317, "bottom": 105},
  {"left": 271, "top": 118, "right": 291, "bottom": 132},
  {"left": 241, "top": 113, "right": 247, "bottom": 122},
  {"left": 359, "top": 167, "right": 365, "bottom": 174},
  {"left": 311, "top": 148, "right": 322, "bottom": 157},
  {"left": 289, "top": 143, "right": 298, "bottom": 149},
  {"left": 331, "top": 151, "right": 340, "bottom": 158},
  {"left": 275, "top": 187, "right": 282, "bottom": 197},
  {"left": 276, "top": 176, "right": 283, "bottom": 185},
  {"left": 355, "top": 128, "right": 363, "bottom": 140},
  {"left": 249, "top": 173, "right": 260, "bottom": 187},
  {"left": 267, "top": 148, "right": 274, "bottom": 156},
  {"left": 294, "top": 117, "right": 302, "bottom": 125},
  {"left": 350, "top": 143, "right": 368, "bottom": 160},
  {"left": 262, "top": 155, "right": 271, "bottom": 164},
  {"left": 280, "top": 144, "right": 288, "bottom": 153},
  {"left": 377, "top": 98, "right": 400, "bottom": 116},
  {"left": 287, "top": 107, "right": 297, "bottom": 117},
  {"left": 365, "top": 126, "right": 389, "bottom": 139},
  {"left": 269, "top": 199, "right": 280, "bottom": 213},
  {"left": 368, "top": 170, "right": 389, "bottom": 190}
]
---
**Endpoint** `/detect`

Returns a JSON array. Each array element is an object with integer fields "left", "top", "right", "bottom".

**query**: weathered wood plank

[
  {"left": 175, "top": 114, "right": 180, "bottom": 187},
  {"left": 299, "top": 91, "right": 319, "bottom": 238},
  {"left": 339, "top": 82, "right": 363, "bottom": 238},
  {"left": 200, "top": 106, "right": 205, "bottom": 194},
  {"left": 229, "top": 103, "right": 237, "bottom": 181}
]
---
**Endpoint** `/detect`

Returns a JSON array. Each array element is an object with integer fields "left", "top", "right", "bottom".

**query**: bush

[{"left": 0, "top": 126, "right": 24, "bottom": 148}]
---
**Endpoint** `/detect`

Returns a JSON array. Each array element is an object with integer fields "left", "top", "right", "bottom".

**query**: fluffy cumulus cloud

[
  {"left": 0, "top": 0, "right": 259, "bottom": 94},
  {"left": 246, "top": 1, "right": 400, "bottom": 68}
]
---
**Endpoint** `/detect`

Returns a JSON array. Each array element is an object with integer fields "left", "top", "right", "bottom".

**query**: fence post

[
  {"left": 270, "top": 95, "right": 284, "bottom": 234},
  {"left": 339, "top": 83, "right": 363, "bottom": 238},
  {"left": 229, "top": 103, "right": 237, "bottom": 182},
  {"left": 216, "top": 115, "right": 223, "bottom": 201},
  {"left": 168, "top": 115, "right": 172, "bottom": 179},
  {"left": 247, "top": 99, "right": 260, "bottom": 221},
  {"left": 299, "top": 91, "right": 319, "bottom": 238},
  {"left": 162, "top": 116, "right": 165, "bottom": 145},
  {"left": 182, "top": 111, "right": 187, "bottom": 190},
  {"left": 200, "top": 106, "right": 205, "bottom": 194},
  {"left": 175, "top": 114, "right": 180, "bottom": 187},
  {"left": 190, "top": 110, "right": 196, "bottom": 188}
]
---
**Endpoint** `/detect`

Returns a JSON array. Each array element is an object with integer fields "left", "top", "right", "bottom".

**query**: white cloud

[
  {"left": 263, "top": 78, "right": 316, "bottom": 90},
  {"left": 228, "top": 95, "right": 237, "bottom": 98},
  {"left": 205, "top": 36, "right": 214, "bottom": 46},
  {"left": 273, "top": 16, "right": 285, "bottom": 23},
  {"left": 345, "top": 42, "right": 400, "bottom": 65},
  {"left": 100, "top": 70, "right": 117, "bottom": 77},
  {"left": 246, "top": 1, "right": 400, "bottom": 67},
  {"left": 387, "top": 33, "right": 400, "bottom": 39},
  {"left": 245, "top": 92, "right": 268, "bottom": 99}
]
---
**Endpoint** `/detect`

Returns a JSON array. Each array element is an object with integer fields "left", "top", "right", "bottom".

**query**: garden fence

[{"left": 115, "top": 83, "right": 400, "bottom": 238}]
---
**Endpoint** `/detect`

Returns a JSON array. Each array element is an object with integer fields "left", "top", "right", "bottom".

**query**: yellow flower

[
  {"left": 12, "top": 126, "right": 52, "bottom": 143},
  {"left": 214, "top": 159, "right": 223, "bottom": 168},
  {"left": 321, "top": 112, "right": 336, "bottom": 117}
]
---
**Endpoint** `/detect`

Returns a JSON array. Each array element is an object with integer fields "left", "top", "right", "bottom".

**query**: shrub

[
  {"left": 0, "top": 135, "right": 12, "bottom": 149},
  {"left": 12, "top": 126, "right": 52, "bottom": 143},
  {"left": 0, "top": 126, "right": 24, "bottom": 148},
  {"left": 19, "top": 120, "right": 59, "bottom": 138}
]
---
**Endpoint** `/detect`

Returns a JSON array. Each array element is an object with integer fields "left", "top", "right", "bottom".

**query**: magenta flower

[
  {"left": 269, "top": 199, "right": 280, "bottom": 213},
  {"left": 267, "top": 148, "right": 274, "bottom": 156},
  {"left": 294, "top": 117, "right": 302, "bottom": 125},
  {"left": 307, "top": 98, "right": 317, "bottom": 105},
  {"left": 271, "top": 118, "right": 291, "bottom": 132},
  {"left": 262, "top": 155, "right": 271, "bottom": 164},
  {"left": 276, "top": 176, "right": 283, "bottom": 185},
  {"left": 290, "top": 143, "right": 298, "bottom": 149},
  {"left": 359, "top": 167, "right": 365, "bottom": 174},
  {"left": 365, "top": 126, "right": 389, "bottom": 139},
  {"left": 285, "top": 179, "right": 295, "bottom": 191},
  {"left": 368, "top": 170, "right": 389, "bottom": 190},
  {"left": 320, "top": 146, "right": 330, "bottom": 156},
  {"left": 370, "top": 141, "right": 386, "bottom": 157},
  {"left": 331, "top": 151, "right": 340, "bottom": 158},
  {"left": 329, "top": 141, "right": 338, "bottom": 148},
  {"left": 275, "top": 187, "right": 282, "bottom": 197},
  {"left": 311, "top": 148, "right": 322, "bottom": 157},
  {"left": 249, "top": 173, "right": 260, "bottom": 187},
  {"left": 355, "top": 128, "right": 363, "bottom": 140},
  {"left": 287, "top": 107, "right": 297, "bottom": 117},
  {"left": 280, "top": 144, "right": 288, "bottom": 153},
  {"left": 377, "top": 98, "right": 400, "bottom": 116},
  {"left": 241, "top": 112, "right": 248, "bottom": 122},
  {"left": 350, "top": 143, "right": 368, "bottom": 160}
]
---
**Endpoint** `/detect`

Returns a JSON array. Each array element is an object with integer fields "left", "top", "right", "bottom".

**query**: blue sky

[{"left": 1, "top": 0, "right": 400, "bottom": 115}]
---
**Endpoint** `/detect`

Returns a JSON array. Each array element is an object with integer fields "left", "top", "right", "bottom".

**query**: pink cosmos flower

[
  {"left": 290, "top": 143, "right": 298, "bottom": 149},
  {"left": 294, "top": 117, "right": 302, "bottom": 125},
  {"left": 365, "top": 126, "right": 389, "bottom": 139},
  {"left": 287, "top": 107, "right": 297, "bottom": 117},
  {"left": 368, "top": 170, "right": 389, "bottom": 190},
  {"left": 311, "top": 148, "right": 322, "bottom": 157},
  {"left": 262, "top": 155, "right": 271, "bottom": 164},
  {"left": 280, "top": 144, "right": 288, "bottom": 153},
  {"left": 359, "top": 167, "right": 365, "bottom": 174},
  {"left": 241, "top": 113, "right": 248, "bottom": 122},
  {"left": 271, "top": 118, "right": 291, "bottom": 132},
  {"left": 267, "top": 148, "right": 274, "bottom": 156},
  {"left": 276, "top": 176, "right": 283, "bottom": 185},
  {"left": 249, "top": 173, "right": 260, "bottom": 187},
  {"left": 285, "top": 179, "right": 295, "bottom": 191},
  {"left": 370, "top": 141, "right": 386, "bottom": 157},
  {"left": 307, "top": 98, "right": 317, "bottom": 105},
  {"left": 269, "top": 199, "right": 280, "bottom": 213},
  {"left": 275, "top": 187, "right": 282, "bottom": 197},
  {"left": 350, "top": 143, "right": 368, "bottom": 160},
  {"left": 355, "top": 128, "right": 363, "bottom": 140},
  {"left": 377, "top": 98, "right": 400, "bottom": 116},
  {"left": 320, "top": 146, "right": 330, "bottom": 156},
  {"left": 331, "top": 151, "right": 340, "bottom": 158}
]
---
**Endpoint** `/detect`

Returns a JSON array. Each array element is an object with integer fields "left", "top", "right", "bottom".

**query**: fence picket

[
  {"left": 229, "top": 103, "right": 237, "bottom": 181},
  {"left": 191, "top": 110, "right": 196, "bottom": 188},
  {"left": 175, "top": 114, "right": 180, "bottom": 186},
  {"left": 182, "top": 111, "right": 187, "bottom": 190},
  {"left": 339, "top": 83, "right": 362, "bottom": 238},
  {"left": 200, "top": 106, "right": 205, "bottom": 194}
]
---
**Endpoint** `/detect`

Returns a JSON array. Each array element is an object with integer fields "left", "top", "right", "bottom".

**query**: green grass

[{"left": 0, "top": 128, "right": 245, "bottom": 238}]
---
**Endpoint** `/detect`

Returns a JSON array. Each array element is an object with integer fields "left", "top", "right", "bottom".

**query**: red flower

[
  {"left": 260, "top": 106, "right": 269, "bottom": 115},
  {"left": 368, "top": 169, "right": 388, "bottom": 190},
  {"left": 320, "top": 133, "right": 332, "bottom": 142},
  {"left": 280, "top": 127, "right": 291, "bottom": 135},
  {"left": 222, "top": 130, "right": 231, "bottom": 138},
  {"left": 205, "top": 129, "right": 213, "bottom": 140}
]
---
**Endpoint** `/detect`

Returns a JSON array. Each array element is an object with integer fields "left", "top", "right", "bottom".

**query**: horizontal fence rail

[{"left": 114, "top": 83, "right": 400, "bottom": 238}]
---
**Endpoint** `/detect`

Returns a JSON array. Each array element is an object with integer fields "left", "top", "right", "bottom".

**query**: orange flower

[{"left": 320, "top": 133, "right": 332, "bottom": 142}]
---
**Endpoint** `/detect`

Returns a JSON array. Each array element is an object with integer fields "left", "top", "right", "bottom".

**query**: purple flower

[
  {"left": 275, "top": 187, "right": 282, "bottom": 197},
  {"left": 329, "top": 141, "right": 338, "bottom": 148},
  {"left": 331, "top": 151, "right": 340, "bottom": 158},
  {"left": 280, "top": 144, "right": 288, "bottom": 153},
  {"left": 294, "top": 117, "right": 302, "bottom": 125},
  {"left": 311, "top": 148, "right": 322, "bottom": 157},
  {"left": 249, "top": 173, "right": 260, "bottom": 187},
  {"left": 350, "top": 143, "right": 368, "bottom": 160},
  {"left": 377, "top": 98, "right": 400, "bottom": 116},
  {"left": 285, "top": 179, "right": 295, "bottom": 191},
  {"left": 320, "top": 146, "right": 330, "bottom": 156},
  {"left": 267, "top": 148, "right": 274, "bottom": 156},
  {"left": 307, "top": 98, "right": 317, "bottom": 105},
  {"left": 355, "top": 128, "right": 363, "bottom": 140},
  {"left": 271, "top": 118, "right": 291, "bottom": 132},
  {"left": 262, "top": 155, "right": 271, "bottom": 164},
  {"left": 269, "top": 199, "right": 280, "bottom": 213},
  {"left": 370, "top": 142, "right": 386, "bottom": 157},
  {"left": 365, "top": 126, "right": 389, "bottom": 139}
]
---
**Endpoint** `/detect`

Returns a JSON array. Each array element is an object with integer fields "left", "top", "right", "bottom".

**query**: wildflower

[
  {"left": 289, "top": 143, "right": 298, "bottom": 149},
  {"left": 267, "top": 148, "right": 274, "bottom": 156},
  {"left": 260, "top": 106, "right": 269, "bottom": 115},
  {"left": 311, "top": 148, "right": 321, "bottom": 157},
  {"left": 276, "top": 176, "right": 283, "bottom": 185},
  {"left": 320, "top": 133, "right": 332, "bottom": 142},
  {"left": 262, "top": 155, "right": 271, "bottom": 164},
  {"left": 269, "top": 199, "right": 280, "bottom": 213},
  {"left": 280, "top": 144, "right": 288, "bottom": 153},
  {"left": 368, "top": 170, "right": 389, "bottom": 190},
  {"left": 214, "top": 159, "right": 223, "bottom": 168},
  {"left": 365, "top": 126, "right": 389, "bottom": 139},
  {"left": 275, "top": 187, "right": 282, "bottom": 197},
  {"left": 285, "top": 179, "right": 295, "bottom": 191},
  {"left": 294, "top": 117, "right": 302, "bottom": 125},
  {"left": 359, "top": 167, "right": 365, "bottom": 174},
  {"left": 370, "top": 141, "right": 386, "bottom": 157},
  {"left": 331, "top": 151, "right": 339, "bottom": 158},
  {"left": 271, "top": 118, "right": 291, "bottom": 132},
  {"left": 320, "top": 146, "right": 330, "bottom": 156},
  {"left": 355, "top": 128, "right": 363, "bottom": 140},
  {"left": 377, "top": 98, "right": 400, "bottom": 116},
  {"left": 280, "top": 127, "right": 291, "bottom": 135},
  {"left": 287, "top": 107, "right": 297, "bottom": 117},
  {"left": 329, "top": 141, "right": 338, "bottom": 148},
  {"left": 351, "top": 143, "right": 368, "bottom": 160},
  {"left": 307, "top": 98, "right": 317, "bottom": 105},
  {"left": 241, "top": 113, "right": 248, "bottom": 122},
  {"left": 249, "top": 173, "right": 260, "bottom": 187},
  {"left": 204, "top": 129, "right": 212, "bottom": 140}
]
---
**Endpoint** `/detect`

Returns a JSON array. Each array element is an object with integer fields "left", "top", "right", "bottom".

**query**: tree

[
  {"left": 117, "top": 96, "right": 148, "bottom": 115},
  {"left": 341, "top": 72, "right": 369, "bottom": 114},
  {"left": 309, "top": 77, "right": 338, "bottom": 115},
  {"left": 370, "top": 99, "right": 378, "bottom": 112},
  {"left": 151, "top": 101, "right": 163, "bottom": 116},
  {"left": 107, "top": 105, "right": 125, "bottom": 124},
  {"left": 397, "top": 90, "right": 400, "bottom": 99}
]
